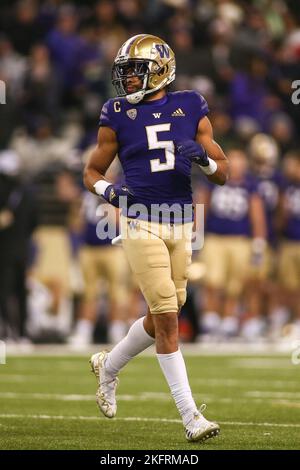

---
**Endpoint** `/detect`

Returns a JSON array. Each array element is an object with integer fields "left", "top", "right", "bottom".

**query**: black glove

[
  {"left": 103, "top": 184, "right": 135, "bottom": 208},
  {"left": 176, "top": 140, "right": 209, "bottom": 166}
]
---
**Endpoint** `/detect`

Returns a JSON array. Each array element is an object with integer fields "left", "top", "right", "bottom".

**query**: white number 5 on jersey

[{"left": 145, "top": 124, "right": 175, "bottom": 172}]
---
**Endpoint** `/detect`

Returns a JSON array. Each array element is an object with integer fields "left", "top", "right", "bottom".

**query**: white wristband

[
  {"left": 252, "top": 237, "right": 267, "bottom": 253},
  {"left": 93, "top": 180, "right": 112, "bottom": 196},
  {"left": 200, "top": 157, "right": 218, "bottom": 176}
]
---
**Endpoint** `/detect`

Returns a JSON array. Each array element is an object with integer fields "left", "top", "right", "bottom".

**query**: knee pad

[{"left": 143, "top": 278, "right": 178, "bottom": 314}]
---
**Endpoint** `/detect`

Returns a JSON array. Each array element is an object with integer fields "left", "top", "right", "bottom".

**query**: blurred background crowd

[{"left": 0, "top": 0, "right": 300, "bottom": 346}]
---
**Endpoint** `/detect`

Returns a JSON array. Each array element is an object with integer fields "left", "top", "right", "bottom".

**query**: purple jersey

[
  {"left": 205, "top": 175, "right": 258, "bottom": 236},
  {"left": 99, "top": 90, "right": 209, "bottom": 222},
  {"left": 255, "top": 171, "right": 282, "bottom": 244},
  {"left": 282, "top": 181, "right": 300, "bottom": 241}
]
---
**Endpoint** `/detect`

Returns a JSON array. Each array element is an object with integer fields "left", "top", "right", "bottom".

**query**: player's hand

[
  {"left": 250, "top": 238, "right": 267, "bottom": 268},
  {"left": 176, "top": 140, "right": 209, "bottom": 166},
  {"left": 103, "top": 184, "right": 135, "bottom": 208}
]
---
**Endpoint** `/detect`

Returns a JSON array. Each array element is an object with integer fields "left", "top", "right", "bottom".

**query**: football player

[
  {"left": 68, "top": 189, "right": 130, "bottom": 345},
  {"left": 84, "top": 34, "right": 228, "bottom": 442},
  {"left": 277, "top": 151, "right": 300, "bottom": 336},
  {"left": 196, "top": 149, "right": 267, "bottom": 339},
  {"left": 246, "top": 134, "right": 284, "bottom": 339}
]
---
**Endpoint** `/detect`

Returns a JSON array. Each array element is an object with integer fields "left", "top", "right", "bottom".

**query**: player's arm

[
  {"left": 275, "top": 191, "right": 287, "bottom": 235},
  {"left": 195, "top": 116, "right": 229, "bottom": 186},
  {"left": 176, "top": 116, "right": 229, "bottom": 185},
  {"left": 193, "top": 185, "right": 211, "bottom": 222},
  {"left": 249, "top": 193, "right": 267, "bottom": 240},
  {"left": 83, "top": 127, "right": 133, "bottom": 207},
  {"left": 83, "top": 126, "right": 118, "bottom": 194},
  {"left": 249, "top": 192, "right": 267, "bottom": 265}
]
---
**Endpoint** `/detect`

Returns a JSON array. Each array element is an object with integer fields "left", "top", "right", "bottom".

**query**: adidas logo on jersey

[{"left": 172, "top": 108, "right": 185, "bottom": 117}]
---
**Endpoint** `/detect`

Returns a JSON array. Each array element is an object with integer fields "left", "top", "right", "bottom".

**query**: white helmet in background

[{"left": 248, "top": 133, "right": 279, "bottom": 177}]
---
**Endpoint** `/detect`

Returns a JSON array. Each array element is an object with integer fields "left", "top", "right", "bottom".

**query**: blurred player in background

[
  {"left": 69, "top": 185, "right": 130, "bottom": 346},
  {"left": 0, "top": 151, "right": 37, "bottom": 341},
  {"left": 246, "top": 134, "right": 284, "bottom": 340},
  {"left": 277, "top": 151, "right": 300, "bottom": 337},
  {"left": 196, "top": 148, "right": 266, "bottom": 339},
  {"left": 29, "top": 168, "right": 79, "bottom": 340},
  {"left": 84, "top": 34, "right": 228, "bottom": 442}
]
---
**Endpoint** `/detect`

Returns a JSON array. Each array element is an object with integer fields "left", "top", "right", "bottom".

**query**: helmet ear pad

[{"left": 148, "top": 64, "right": 170, "bottom": 90}]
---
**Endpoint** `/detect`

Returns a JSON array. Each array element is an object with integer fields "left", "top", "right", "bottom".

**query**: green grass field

[{"left": 0, "top": 350, "right": 300, "bottom": 450}]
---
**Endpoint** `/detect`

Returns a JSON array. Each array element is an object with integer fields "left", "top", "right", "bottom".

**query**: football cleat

[
  {"left": 89, "top": 350, "right": 119, "bottom": 418},
  {"left": 185, "top": 404, "right": 220, "bottom": 443}
]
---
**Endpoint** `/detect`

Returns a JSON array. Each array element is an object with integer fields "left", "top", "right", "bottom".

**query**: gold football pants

[{"left": 120, "top": 216, "right": 193, "bottom": 314}]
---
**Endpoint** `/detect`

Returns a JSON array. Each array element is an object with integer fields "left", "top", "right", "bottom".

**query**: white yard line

[
  {"left": 1, "top": 375, "right": 299, "bottom": 389},
  {"left": 1, "top": 391, "right": 300, "bottom": 406},
  {"left": 0, "top": 374, "right": 53, "bottom": 382},
  {"left": 246, "top": 391, "right": 300, "bottom": 399},
  {"left": 0, "top": 391, "right": 253, "bottom": 403},
  {"left": 0, "top": 391, "right": 219, "bottom": 402},
  {"left": 2, "top": 343, "right": 295, "bottom": 357},
  {"left": 271, "top": 400, "right": 300, "bottom": 409},
  {"left": 0, "top": 413, "right": 300, "bottom": 428},
  {"left": 229, "top": 358, "right": 294, "bottom": 369},
  {"left": 194, "top": 378, "right": 300, "bottom": 388},
  {"left": 0, "top": 392, "right": 96, "bottom": 401}
]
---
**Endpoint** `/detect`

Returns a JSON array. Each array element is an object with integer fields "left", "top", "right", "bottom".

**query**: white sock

[
  {"left": 156, "top": 349, "right": 197, "bottom": 426},
  {"left": 105, "top": 317, "right": 154, "bottom": 377}
]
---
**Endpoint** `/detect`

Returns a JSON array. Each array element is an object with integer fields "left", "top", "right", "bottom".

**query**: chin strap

[
  {"left": 126, "top": 89, "right": 146, "bottom": 104},
  {"left": 126, "top": 73, "right": 148, "bottom": 104},
  {"left": 125, "top": 82, "right": 167, "bottom": 104}
]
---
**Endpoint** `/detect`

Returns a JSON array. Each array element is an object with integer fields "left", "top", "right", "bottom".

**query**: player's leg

[
  {"left": 101, "top": 218, "right": 176, "bottom": 381},
  {"left": 137, "top": 228, "right": 201, "bottom": 431},
  {"left": 90, "top": 218, "right": 183, "bottom": 419},
  {"left": 143, "top": 308, "right": 156, "bottom": 337},
  {"left": 277, "top": 243, "right": 300, "bottom": 337},
  {"left": 90, "top": 218, "right": 162, "bottom": 418},
  {"left": 32, "top": 227, "right": 72, "bottom": 315},
  {"left": 200, "top": 235, "right": 226, "bottom": 336},
  {"left": 155, "top": 314, "right": 219, "bottom": 441},
  {"left": 69, "top": 246, "right": 98, "bottom": 345},
  {"left": 91, "top": 218, "right": 219, "bottom": 440},
  {"left": 90, "top": 310, "right": 155, "bottom": 418},
  {"left": 221, "top": 237, "right": 250, "bottom": 338},
  {"left": 126, "top": 273, "right": 144, "bottom": 326},
  {"left": 101, "top": 308, "right": 155, "bottom": 376},
  {"left": 153, "top": 222, "right": 219, "bottom": 442},
  {"left": 242, "top": 243, "right": 272, "bottom": 340},
  {"left": 103, "top": 246, "right": 129, "bottom": 344}
]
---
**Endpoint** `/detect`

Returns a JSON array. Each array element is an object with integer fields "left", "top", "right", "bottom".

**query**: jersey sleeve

[
  {"left": 98, "top": 99, "right": 118, "bottom": 132},
  {"left": 192, "top": 91, "right": 209, "bottom": 122}
]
